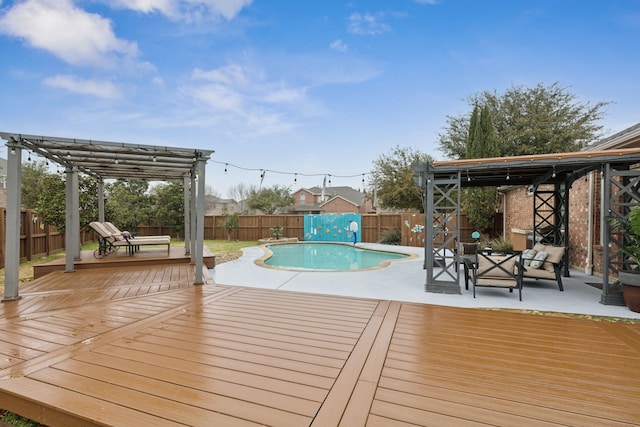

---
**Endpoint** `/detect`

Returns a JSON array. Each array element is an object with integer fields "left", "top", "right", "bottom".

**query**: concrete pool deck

[{"left": 211, "top": 243, "right": 640, "bottom": 320}]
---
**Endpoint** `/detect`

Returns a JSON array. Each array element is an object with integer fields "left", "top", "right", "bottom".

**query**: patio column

[
  {"left": 193, "top": 159, "right": 206, "bottom": 285},
  {"left": 190, "top": 172, "right": 197, "bottom": 261},
  {"left": 65, "top": 166, "right": 80, "bottom": 272},
  {"left": 2, "top": 140, "right": 22, "bottom": 302},
  {"left": 98, "top": 178, "right": 105, "bottom": 222},
  {"left": 184, "top": 173, "right": 191, "bottom": 256}
]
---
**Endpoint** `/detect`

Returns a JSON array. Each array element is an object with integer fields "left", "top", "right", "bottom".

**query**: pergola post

[
  {"left": 65, "top": 166, "right": 80, "bottom": 272},
  {"left": 418, "top": 163, "right": 461, "bottom": 294},
  {"left": 190, "top": 173, "right": 197, "bottom": 261},
  {"left": 98, "top": 179, "right": 105, "bottom": 222},
  {"left": 193, "top": 159, "right": 206, "bottom": 285},
  {"left": 602, "top": 163, "right": 640, "bottom": 306},
  {"left": 2, "top": 142, "right": 22, "bottom": 302},
  {"left": 184, "top": 173, "right": 191, "bottom": 256}
]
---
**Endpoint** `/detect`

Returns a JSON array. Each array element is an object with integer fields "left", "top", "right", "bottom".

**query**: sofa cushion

[
  {"left": 543, "top": 245, "right": 565, "bottom": 272},
  {"left": 530, "top": 251, "right": 547, "bottom": 269}
]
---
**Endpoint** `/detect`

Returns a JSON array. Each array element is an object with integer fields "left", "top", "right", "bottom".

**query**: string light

[
  {"left": 506, "top": 168, "right": 510, "bottom": 181},
  {"left": 552, "top": 166, "right": 556, "bottom": 178},
  {"left": 211, "top": 160, "right": 369, "bottom": 181},
  {"left": 294, "top": 173, "right": 297, "bottom": 183}
]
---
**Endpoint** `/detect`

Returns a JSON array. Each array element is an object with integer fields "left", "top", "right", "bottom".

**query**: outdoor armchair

[{"left": 470, "top": 251, "right": 524, "bottom": 300}]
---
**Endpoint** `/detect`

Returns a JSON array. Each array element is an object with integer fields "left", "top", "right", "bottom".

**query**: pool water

[{"left": 263, "top": 243, "right": 409, "bottom": 271}]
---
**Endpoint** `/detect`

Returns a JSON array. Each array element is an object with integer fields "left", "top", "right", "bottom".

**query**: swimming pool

[{"left": 260, "top": 242, "right": 411, "bottom": 271}]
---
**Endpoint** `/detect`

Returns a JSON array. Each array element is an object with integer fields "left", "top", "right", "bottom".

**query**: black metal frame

[{"left": 413, "top": 149, "right": 640, "bottom": 305}]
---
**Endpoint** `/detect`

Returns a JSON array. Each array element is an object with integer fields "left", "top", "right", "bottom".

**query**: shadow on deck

[{"left": 0, "top": 262, "right": 639, "bottom": 426}]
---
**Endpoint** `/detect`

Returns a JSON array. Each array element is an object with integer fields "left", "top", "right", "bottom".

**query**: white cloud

[
  {"left": 0, "top": 0, "right": 139, "bottom": 68},
  {"left": 330, "top": 39, "right": 348, "bottom": 52},
  {"left": 180, "top": 61, "right": 310, "bottom": 135},
  {"left": 347, "top": 12, "right": 391, "bottom": 36},
  {"left": 106, "top": 0, "right": 253, "bottom": 22},
  {"left": 43, "top": 74, "right": 123, "bottom": 99}
]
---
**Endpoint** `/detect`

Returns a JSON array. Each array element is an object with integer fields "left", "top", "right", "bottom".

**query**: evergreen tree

[{"left": 464, "top": 105, "right": 498, "bottom": 233}]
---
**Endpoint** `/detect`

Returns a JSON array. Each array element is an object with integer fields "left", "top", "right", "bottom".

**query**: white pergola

[{"left": 1, "top": 132, "right": 214, "bottom": 302}]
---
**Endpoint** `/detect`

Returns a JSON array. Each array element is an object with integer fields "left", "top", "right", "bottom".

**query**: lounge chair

[
  {"left": 89, "top": 221, "right": 171, "bottom": 258},
  {"left": 102, "top": 222, "right": 171, "bottom": 241}
]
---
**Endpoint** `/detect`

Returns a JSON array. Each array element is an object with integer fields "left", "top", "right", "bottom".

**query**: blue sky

[{"left": 0, "top": 0, "right": 639, "bottom": 198}]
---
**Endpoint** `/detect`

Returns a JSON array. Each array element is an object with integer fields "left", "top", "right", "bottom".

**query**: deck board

[{"left": 0, "top": 263, "right": 639, "bottom": 426}]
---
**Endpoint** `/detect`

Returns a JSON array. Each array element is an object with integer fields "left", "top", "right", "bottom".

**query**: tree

[
  {"left": 149, "top": 181, "right": 184, "bottom": 237},
  {"left": 21, "top": 160, "right": 50, "bottom": 209},
  {"left": 219, "top": 213, "right": 240, "bottom": 241},
  {"left": 35, "top": 173, "right": 99, "bottom": 232},
  {"left": 105, "top": 180, "right": 151, "bottom": 232},
  {"left": 438, "top": 82, "right": 610, "bottom": 160},
  {"left": 228, "top": 183, "right": 255, "bottom": 213},
  {"left": 246, "top": 185, "right": 294, "bottom": 214},
  {"left": 369, "top": 146, "right": 433, "bottom": 212},
  {"left": 464, "top": 105, "right": 499, "bottom": 233}
]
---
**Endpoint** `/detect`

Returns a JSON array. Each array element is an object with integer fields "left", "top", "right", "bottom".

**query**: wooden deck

[
  {"left": 0, "top": 264, "right": 639, "bottom": 426},
  {"left": 33, "top": 247, "right": 216, "bottom": 279}
]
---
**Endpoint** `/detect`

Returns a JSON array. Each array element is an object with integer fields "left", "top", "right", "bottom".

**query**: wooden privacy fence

[
  {"left": 0, "top": 209, "right": 68, "bottom": 268},
  {"left": 1, "top": 210, "right": 502, "bottom": 268},
  {"left": 174, "top": 213, "right": 502, "bottom": 247}
]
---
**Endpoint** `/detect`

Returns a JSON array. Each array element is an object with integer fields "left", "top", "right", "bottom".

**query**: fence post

[{"left": 25, "top": 210, "right": 33, "bottom": 261}]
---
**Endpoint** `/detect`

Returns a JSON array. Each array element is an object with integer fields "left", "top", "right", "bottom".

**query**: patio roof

[
  {"left": 0, "top": 132, "right": 214, "bottom": 181},
  {"left": 429, "top": 147, "right": 640, "bottom": 187}
]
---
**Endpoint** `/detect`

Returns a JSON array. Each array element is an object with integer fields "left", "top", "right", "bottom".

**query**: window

[{"left": 300, "top": 193, "right": 306, "bottom": 204}]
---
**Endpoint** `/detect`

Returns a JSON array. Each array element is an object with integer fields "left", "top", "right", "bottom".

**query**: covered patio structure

[
  {"left": 412, "top": 148, "right": 640, "bottom": 305},
  {"left": 1, "top": 132, "right": 214, "bottom": 302}
]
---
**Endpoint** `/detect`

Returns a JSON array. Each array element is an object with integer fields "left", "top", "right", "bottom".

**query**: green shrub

[
  {"left": 486, "top": 236, "right": 513, "bottom": 253},
  {"left": 378, "top": 228, "right": 401, "bottom": 245}
]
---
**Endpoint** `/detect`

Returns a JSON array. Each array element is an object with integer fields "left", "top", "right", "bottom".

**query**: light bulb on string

[
  {"left": 294, "top": 173, "right": 297, "bottom": 183},
  {"left": 224, "top": 164, "right": 228, "bottom": 174}
]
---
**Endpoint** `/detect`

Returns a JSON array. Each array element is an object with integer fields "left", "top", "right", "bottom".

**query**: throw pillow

[
  {"left": 522, "top": 248, "right": 537, "bottom": 266},
  {"left": 112, "top": 234, "right": 125, "bottom": 241},
  {"left": 529, "top": 251, "right": 547, "bottom": 269}
]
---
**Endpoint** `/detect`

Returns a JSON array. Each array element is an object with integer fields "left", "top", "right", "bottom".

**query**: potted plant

[
  {"left": 607, "top": 206, "right": 640, "bottom": 312},
  {"left": 486, "top": 236, "right": 513, "bottom": 254}
]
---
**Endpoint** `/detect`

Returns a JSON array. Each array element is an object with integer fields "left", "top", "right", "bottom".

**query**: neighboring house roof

[
  {"left": 584, "top": 122, "right": 640, "bottom": 151},
  {"left": 211, "top": 196, "right": 237, "bottom": 204},
  {"left": 304, "top": 186, "right": 366, "bottom": 206},
  {"left": 320, "top": 194, "right": 358, "bottom": 208}
]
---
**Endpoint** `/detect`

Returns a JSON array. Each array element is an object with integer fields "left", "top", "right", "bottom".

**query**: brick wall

[{"left": 504, "top": 172, "right": 603, "bottom": 274}]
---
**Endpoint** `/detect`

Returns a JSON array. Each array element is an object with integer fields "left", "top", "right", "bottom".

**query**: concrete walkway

[{"left": 211, "top": 243, "right": 640, "bottom": 320}]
